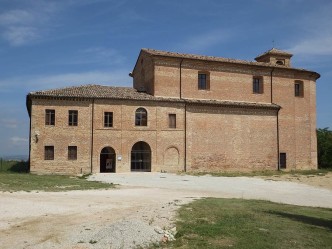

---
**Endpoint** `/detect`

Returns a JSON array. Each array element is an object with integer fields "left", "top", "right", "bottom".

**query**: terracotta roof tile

[
  {"left": 28, "top": 84, "right": 280, "bottom": 110},
  {"left": 141, "top": 48, "right": 318, "bottom": 78},
  {"left": 255, "top": 48, "right": 293, "bottom": 60}
]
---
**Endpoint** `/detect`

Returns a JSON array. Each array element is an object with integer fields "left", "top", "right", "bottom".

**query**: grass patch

[
  {"left": 186, "top": 169, "right": 331, "bottom": 177},
  {"left": 0, "top": 159, "right": 113, "bottom": 192},
  {"left": 163, "top": 198, "right": 332, "bottom": 249},
  {"left": 0, "top": 172, "right": 114, "bottom": 192}
]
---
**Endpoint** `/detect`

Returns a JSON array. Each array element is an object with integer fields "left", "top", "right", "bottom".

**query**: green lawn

[
  {"left": 0, "top": 160, "right": 113, "bottom": 192},
  {"left": 165, "top": 198, "right": 332, "bottom": 249}
]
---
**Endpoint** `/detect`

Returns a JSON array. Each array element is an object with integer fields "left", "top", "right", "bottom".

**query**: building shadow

[{"left": 266, "top": 210, "right": 332, "bottom": 230}]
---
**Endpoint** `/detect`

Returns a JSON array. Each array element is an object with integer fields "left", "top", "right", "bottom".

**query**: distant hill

[{"left": 1, "top": 155, "right": 29, "bottom": 161}]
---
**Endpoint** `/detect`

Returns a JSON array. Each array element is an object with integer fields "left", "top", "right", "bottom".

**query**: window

[
  {"left": 280, "top": 153, "right": 286, "bottom": 169},
  {"left": 135, "top": 108, "right": 147, "bottom": 126},
  {"left": 169, "top": 114, "right": 176, "bottom": 128},
  {"left": 68, "top": 110, "right": 78, "bottom": 126},
  {"left": 295, "top": 81, "right": 304, "bottom": 97},
  {"left": 253, "top": 77, "right": 263, "bottom": 94},
  {"left": 45, "top": 109, "right": 55, "bottom": 125},
  {"left": 68, "top": 146, "right": 77, "bottom": 160},
  {"left": 104, "top": 112, "right": 113, "bottom": 127},
  {"left": 44, "top": 146, "right": 54, "bottom": 160},
  {"left": 198, "top": 72, "right": 209, "bottom": 90}
]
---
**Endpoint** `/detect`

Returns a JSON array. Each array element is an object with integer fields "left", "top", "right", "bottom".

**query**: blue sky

[{"left": 0, "top": 0, "right": 331, "bottom": 157}]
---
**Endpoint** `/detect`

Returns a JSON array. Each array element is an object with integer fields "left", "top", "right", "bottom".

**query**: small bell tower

[{"left": 255, "top": 48, "right": 293, "bottom": 67}]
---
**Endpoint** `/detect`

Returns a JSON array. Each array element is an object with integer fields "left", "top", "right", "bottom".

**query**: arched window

[{"left": 135, "top": 108, "right": 147, "bottom": 126}]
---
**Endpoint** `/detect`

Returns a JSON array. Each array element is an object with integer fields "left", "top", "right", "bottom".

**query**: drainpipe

[
  {"left": 270, "top": 67, "right": 275, "bottom": 103},
  {"left": 277, "top": 108, "right": 280, "bottom": 170},
  {"left": 179, "top": 58, "right": 187, "bottom": 172},
  {"left": 90, "top": 99, "right": 95, "bottom": 173},
  {"left": 271, "top": 68, "right": 281, "bottom": 171}
]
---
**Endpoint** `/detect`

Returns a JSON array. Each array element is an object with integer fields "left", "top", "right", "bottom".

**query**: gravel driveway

[
  {"left": 1, "top": 173, "right": 331, "bottom": 249},
  {"left": 90, "top": 172, "right": 332, "bottom": 208}
]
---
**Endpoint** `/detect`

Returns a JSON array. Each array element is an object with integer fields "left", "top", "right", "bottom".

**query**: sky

[{"left": 0, "top": 0, "right": 331, "bottom": 157}]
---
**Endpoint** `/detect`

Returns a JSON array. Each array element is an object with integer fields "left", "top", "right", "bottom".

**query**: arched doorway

[
  {"left": 100, "top": 147, "right": 116, "bottom": 173},
  {"left": 131, "top": 141, "right": 151, "bottom": 172}
]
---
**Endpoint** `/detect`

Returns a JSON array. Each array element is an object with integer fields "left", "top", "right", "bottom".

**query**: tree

[{"left": 317, "top": 128, "right": 332, "bottom": 168}]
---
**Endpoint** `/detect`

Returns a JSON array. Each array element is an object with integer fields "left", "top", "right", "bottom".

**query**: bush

[{"left": 317, "top": 128, "right": 332, "bottom": 168}]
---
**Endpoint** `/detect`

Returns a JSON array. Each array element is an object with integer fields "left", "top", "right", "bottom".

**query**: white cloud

[
  {"left": 0, "top": 119, "right": 19, "bottom": 129},
  {"left": 0, "top": 2, "right": 58, "bottom": 46},
  {"left": 0, "top": 9, "right": 35, "bottom": 25},
  {"left": 286, "top": 2, "right": 332, "bottom": 57},
  {"left": 10, "top": 136, "right": 28, "bottom": 145},
  {"left": 0, "top": 70, "right": 132, "bottom": 92},
  {"left": 175, "top": 29, "right": 233, "bottom": 52},
  {"left": 3, "top": 26, "right": 39, "bottom": 46}
]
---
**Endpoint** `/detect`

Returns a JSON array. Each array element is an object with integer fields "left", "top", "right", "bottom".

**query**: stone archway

[
  {"left": 100, "top": 147, "right": 116, "bottom": 173},
  {"left": 131, "top": 141, "right": 151, "bottom": 172}
]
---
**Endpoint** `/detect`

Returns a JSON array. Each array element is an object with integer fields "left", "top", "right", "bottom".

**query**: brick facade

[{"left": 27, "top": 48, "right": 320, "bottom": 174}]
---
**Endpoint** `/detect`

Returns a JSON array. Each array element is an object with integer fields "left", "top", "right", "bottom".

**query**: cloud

[
  {"left": 174, "top": 29, "right": 233, "bottom": 52},
  {"left": 0, "top": 70, "right": 132, "bottom": 92},
  {"left": 10, "top": 136, "right": 28, "bottom": 145},
  {"left": 289, "top": 35, "right": 332, "bottom": 56},
  {"left": 286, "top": 2, "right": 332, "bottom": 57},
  {"left": 0, "top": 2, "right": 58, "bottom": 46},
  {"left": 0, "top": 119, "right": 19, "bottom": 129},
  {"left": 0, "top": 9, "right": 35, "bottom": 25},
  {"left": 3, "top": 26, "right": 40, "bottom": 46}
]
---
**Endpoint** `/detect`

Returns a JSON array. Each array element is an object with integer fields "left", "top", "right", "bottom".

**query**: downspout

[
  {"left": 26, "top": 95, "right": 31, "bottom": 172},
  {"left": 277, "top": 108, "right": 280, "bottom": 170},
  {"left": 90, "top": 99, "right": 95, "bottom": 173},
  {"left": 179, "top": 58, "right": 187, "bottom": 172},
  {"left": 270, "top": 68, "right": 275, "bottom": 103},
  {"left": 271, "top": 67, "right": 280, "bottom": 170}
]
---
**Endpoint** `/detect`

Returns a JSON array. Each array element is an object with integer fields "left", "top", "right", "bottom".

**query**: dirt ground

[
  {"left": 1, "top": 173, "right": 331, "bottom": 249},
  {"left": 256, "top": 172, "right": 332, "bottom": 190}
]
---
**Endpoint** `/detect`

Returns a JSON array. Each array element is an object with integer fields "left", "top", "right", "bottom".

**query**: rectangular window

[
  {"left": 198, "top": 73, "right": 209, "bottom": 90},
  {"left": 68, "top": 146, "right": 77, "bottom": 160},
  {"left": 44, "top": 146, "right": 54, "bottom": 160},
  {"left": 253, "top": 77, "right": 263, "bottom": 94},
  {"left": 68, "top": 110, "right": 78, "bottom": 126},
  {"left": 104, "top": 112, "right": 113, "bottom": 127},
  {"left": 295, "top": 81, "right": 304, "bottom": 97},
  {"left": 169, "top": 114, "right": 176, "bottom": 128},
  {"left": 280, "top": 153, "right": 286, "bottom": 169},
  {"left": 45, "top": 109, "right": 55, "bottom": 125}
]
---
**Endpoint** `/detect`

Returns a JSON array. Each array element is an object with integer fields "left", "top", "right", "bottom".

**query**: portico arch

[{"left": 100, "top": 147, "right": 116, "bottom": 173}]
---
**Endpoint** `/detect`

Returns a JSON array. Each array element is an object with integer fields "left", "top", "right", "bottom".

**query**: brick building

[{"left": 26, "top": 48, "right": 320, "bottom": 174}]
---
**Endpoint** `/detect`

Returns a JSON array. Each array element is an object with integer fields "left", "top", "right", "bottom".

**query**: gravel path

[
  {"left": 90, "top": 173, "right": 332, "bottom": 208},
  {"left": 1, "top": 173, "right": 331, "bottom": 249}
]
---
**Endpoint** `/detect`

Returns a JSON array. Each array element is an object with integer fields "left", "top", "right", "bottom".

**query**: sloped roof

[
  {"left": 28, "top": 84, "right": 166, "bottom": 101},
  {"left": 27, "top": 84, "right": 280, "bottom": 110},
  {"left": 140, "top": 48, "right": 319, "bottom": 79},
  {"left": 255, "top": 48, "right": 293, "bottom": 61},
  {"left": 142, "top": 48, "right": 268, "bottom": 66}
]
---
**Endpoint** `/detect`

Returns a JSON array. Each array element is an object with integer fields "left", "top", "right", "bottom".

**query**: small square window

[
  {"left": 198, "top": 73, "right": 209, "bottom": 90},
  {"left": 68, "top": 146, "right": 77, "bottom": 160},
  {"left": 253, "top": 77, "right": 263, "bottom": 94},
  {"left": 68, "top": 110, "right": 78, "bottom": 126},
  {"left": 44, "top": 146, "right": 54, "bottom": 160},
  {"left": 169, "top": 114, "right": 176, "bottom": 128},
  {"left": 45, "top": 109, "right": 55, "bottom": 125},
  {"left": 104, "top": 112, "right": 113, "bottom": 127}
]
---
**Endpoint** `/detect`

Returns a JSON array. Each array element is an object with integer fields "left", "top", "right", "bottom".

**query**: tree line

[{"left": 317, "top": 128, "right": 332, "bottom": 168}]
